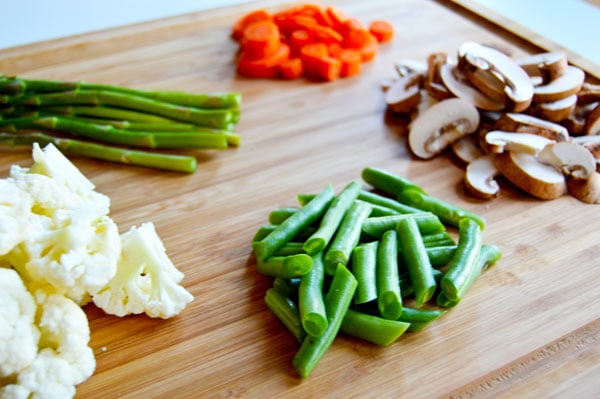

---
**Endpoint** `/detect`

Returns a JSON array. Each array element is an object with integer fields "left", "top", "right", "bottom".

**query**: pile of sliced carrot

[{"left": 232, "top": 4, "right": 394, "bottom": 81}]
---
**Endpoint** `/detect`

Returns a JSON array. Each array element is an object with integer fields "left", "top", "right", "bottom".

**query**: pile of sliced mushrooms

[{"left": 383, "top": 41, "right": 600, "bottom": 204}]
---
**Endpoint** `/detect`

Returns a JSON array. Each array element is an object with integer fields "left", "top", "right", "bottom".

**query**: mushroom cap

[
  {"left": 485, "top": 130, "right": 554, "bottom": 155},
  {"left": 533, "top": 65, "right": 585, "bottom": 102},
  {"left": 495, "top": 151, "right": 566, "bottom": 200},
  {"left": 385, "top": 72, "right": 423, "bottom": 114},
  {"left": 495, "top": 112, "right": 570, "bottom": 142},
  {"left": 465, "top": 154, "right": 500, "bottom": 199},
  {"left": 516, "top": 51, "right": 568, "bottom": 83},
  {"left": 451, "top": 134, "right": 484, "bottom": 164},
  {"left": 538, "top": 141, "right": 597, "bottom": 180},
  {"left": 530, "top": 94, "right": 578, "bottom": 122},
  {"left": 458, "top": 41, "right": 534, "bottom": 112},
  {"left": 440, "top": 64, "right": 505, "bottom": 111},
  {"left": 408, "top": 98, "right": 480, "bottom": 159},
  {"left": 567, "top": 172, "right": 600, "bottom": 204},
  {"left": 584, "top": 104, "right": 600, "bottom": 135}
]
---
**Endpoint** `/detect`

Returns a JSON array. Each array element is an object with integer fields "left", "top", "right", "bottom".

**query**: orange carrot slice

[
  {"left": 241, "top": 20, "right": 281, "bottom": 59},
  {"left": 237, "top": 43, "right": 291, "bottom": 78},
  {"left": 338, "top": 49, "right": 362, "bottom": 77},
  {"left": 232, "top": 9, "right": 272, "bottom": 41},
  {"left": 369, "top": 20, "right": 394, "bottom": 43},
  {"left": 279, "top": 57, "right": 304, "bottom": 80}
]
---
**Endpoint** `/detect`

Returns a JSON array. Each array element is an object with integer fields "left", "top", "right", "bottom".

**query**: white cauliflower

[
  {"left": 93, "top": 222, "right": 194, "bottom": 319},
  {"left": 0, "top": 179, "right": 33, "bottom": 256},
  {"left": 0, "top": 269, "right": 95, "bottom": 399}
]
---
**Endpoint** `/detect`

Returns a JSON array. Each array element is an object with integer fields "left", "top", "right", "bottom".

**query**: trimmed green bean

[
  {"left": 437, "top": 244, "right": 502, "bottom": 308},
  {"left": 273, "top": 242, "right": 305, "bottom": 256},
  {"left": 361, "top": 166, "right": 427, "bottom": 196},
  {"left": 357, "top": 189, "right": 423, "bottom": 214},
  {"left": 397, "top": 307, "right": 445, "bottom": 332},
  {"left": 397, "top": 189, "right": 486, "bottom": 230},
  {"left": 324, "top": 201, "right": 372, "bottom": 275},
  {"left": 272, "top": 277, "right": 301, "bottom": 297},
  {"left": 377, "top": 230, "right": 402, "bottom": 320},
  {"left": 304, "top": 181, "right": 362, "bottom": 255},
  {"left": 361, "top": 213, "right": 445, "bottom": 239},
  {"left": 256, "top": 185, "right": 335, "bottom": 261},
  {"left": 264, "top": 288, "right": 305, "bottom": 342},
  {"left": 398, "top": 245, "right": 457, "bottom": 268},
  {"left": 269, "top": 207, "right": 300, "bottom": 225},
  {"left": 421, "top": 231, "right": 456, "bottom": 247},
  {"left": 293, "top": 264, "right": 357, "bottom": 378},
  {"left": 299, "top": 252, "right": 328, "bottom": 337},
  {"left": 252, "top": 224, "right": 316, "bottom": 246},
  {"left": 351, "top": 241, "right": 379, "bottom": 305},
  {"left": 340, "top": 309, "right": 410, "bottom": 346},
  {"left": 355, "top": 200, "right": 399, "bottom": 217},
  {"left": 440, "top": 218, "right": 483, "bottom": 301},
  {"left": 257, "top": 254, "right": 313, "bottom": 278},
  {"left": 396, "top": 217, "right": 437, "bottom": 307}
]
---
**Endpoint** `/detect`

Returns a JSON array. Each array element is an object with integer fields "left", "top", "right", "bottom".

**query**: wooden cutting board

[{"left": 1, "top": 0, "right": 599, "bottom": 397}]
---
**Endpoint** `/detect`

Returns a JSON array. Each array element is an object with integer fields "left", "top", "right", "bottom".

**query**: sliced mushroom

[
  {"left": 495, "top": 151, "right": 566, "bottom": 200},
  {"left": 566, "top": 172, "right": 600, "bottom": 204},
  {"left": 530, "top": 94, "right": 577, "bottom": 122},
  {"left": 425, "top": 52, "right": 453, "bottom": 100},
  {"left": 572, "top": 135, "right": 600, "bottom": 157},
  {"left": 516, "top": 51, "right": 568, "bottom": 83},
  {"left": 465, "top": 154, "right": 500, "bottom": 199},
  {"left": 577, "top": 82, "right": 600, "bottom": 105},
  {"left": 458, "top": 41, "right": 534, "bottom": 112},
  {"left": 440, "top": 64, "right": 505, "bottom": 111},
  {"left": 495, "top": 112, "right": 570, "bottom": 142},
  {"left": 532, "top": 65, "right": 585, "bottom": 103},
  {"left": 584, "top": 104, "right": 600, "bottom": 135},
  {"left": 451, "top": 134, "right": 484, "bottom": 164},
  {"left": 538, "top": 141, "right": 596, "bottom": 180},
  {"left": 462, "top": 67, "right": 508, "bottom": 103},
  {"left": 408, "top": 98, "right": 480, "bottom": 159},
  {"left": 485, "top": 131, "right": 554, "bottom": 155},
  {"left": 395, "top": 59, "right": 428, "bottom": 77},
  {"left": 560, "top": 102, "right": 597, "bottom": 136},
  {"left": 385, "top": 72, "right": 423, "bottom": 114}
]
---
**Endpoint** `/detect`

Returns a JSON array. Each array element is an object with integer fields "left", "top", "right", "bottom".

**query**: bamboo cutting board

[{"left": 1, "top": 0, "right": 599, "bottom": 397}]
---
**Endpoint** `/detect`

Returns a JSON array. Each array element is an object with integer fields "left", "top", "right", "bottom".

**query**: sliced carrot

[
  {"left": 237, "top": 43, "right": 290, "bottom": 78},
  {"left": 290, "top": 29, "right": 314, "bottom": 55},
  {"left": 241, "top": 20, "right": 281, "bottom": 59},
  {"left": 232, "top": 9, "right": 272, "bottom": 41},
  {"left": 359, "top": 33, "right": 379, "bottom": 62},
  {"left": 328, "top": 42, "right": 343, "bottom": 58},
  {"left": 313, "top": 56, "right": 342, "bottom": 81},
  {"left": 299, "top": 42, "right": 329, "bottom": 78},
  {"left": 337, "top": 49, "right": 362, "bottom": 77},
  {"left": 369, "top": 20, "right": 394, "bottom": 43},
  {"left": 279, "top": 57, "right": 304, "bottom": 80},
  {"left": 311, "top": 24, "right": 343, "bottom": 45},
  {"left": 325, "top": 6, "right": 348, "bottom": 32},
  {"left": 343, "top": 18, "right": 371, "bottom": 49}
]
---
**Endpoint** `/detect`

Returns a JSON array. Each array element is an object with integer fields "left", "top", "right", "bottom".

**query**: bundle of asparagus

[{"left": 0, "top": 75, "right": 242, "bottom": 173}]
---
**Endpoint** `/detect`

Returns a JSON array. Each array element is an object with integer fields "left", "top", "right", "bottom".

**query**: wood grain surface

[{"left": 1, "top": 0, "right": 599, "bottom": 398}]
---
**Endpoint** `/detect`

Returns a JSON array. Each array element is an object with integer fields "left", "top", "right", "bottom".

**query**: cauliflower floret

[
  {"left": 0, "top": 179, "right": 33, "bottom": 256},
  {"left": 93, "top": 222, "right": 194, "bottom": 319},
  {"left": 0, "top": 269, "right": 40, "bottom": 378},
  {"left": 0, "top": 270, "right": 95, "bottom": 399}
]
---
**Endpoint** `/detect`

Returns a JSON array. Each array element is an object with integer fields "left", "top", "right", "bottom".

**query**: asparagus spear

[{"left": 0, "top": 132, "right": 197, "bottom": 173}]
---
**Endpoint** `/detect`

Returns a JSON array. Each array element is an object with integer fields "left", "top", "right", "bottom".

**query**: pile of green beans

[{"left": 252, "top": 167, "right": 502, "bottom": 378}]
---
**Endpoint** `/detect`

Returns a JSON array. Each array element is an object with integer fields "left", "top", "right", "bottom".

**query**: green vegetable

[
  {"left": 340, "top": 309, "right": 409, "bottom": 346},
  {"left": 397, "top": 307, "right": 445, "bottom": 332},
  {"left": 361, "top": 166, "right": 427, "bottom": 196},
  {"left": 268, "top": 207, "right": 300, "bottom": 225},
  {"left": 357, "top": 189, "right": 422, "bottom": 214},
  {"left": 440, "top": 218, "right": 483, "bottom": 301},
  {"left": 292, "top": 264, "right": 357, "bottom": 378},
  {"left": 351, "top": 241, "right": 379, "bottom": 305},
  {"left": 324, "top": 201, "right": 372, "bottom": 274},
  {"left": 376, "top": 230, "right": 402, "bottom": 320},
  {"left": 298, "top": 252, "right": 328, "bottom": 337},
  {"left": 255, "top": 185, "right": 335, "bottom": 261},
  {"left": 397, "top": 189, "right": 486, "bottom": 230},
  {"left": 361, "top": 213, "right": 445, "bottom": 239},
  {"left": 264, "top": 288, "right": 305, "bottom": 342},
  {"left": 256, "top": 254, "right": 313, "bottom": 278},
  {"left": 272, "top": 277, "right": 301, "bottom": 297},
  {"left": 304, "top": 181, "right": 362, "bottom": 255},
  {"left": 396, "top": 217, "right": 437, "bottom": 307}
]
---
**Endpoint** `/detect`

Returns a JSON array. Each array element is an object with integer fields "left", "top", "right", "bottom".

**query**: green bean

[
  {"left": 421, "top": 231, "right": 456, "bottom": 248},
  {"left": 355, "top": 200, "right": 399, "bottom": 217},
  {"left": 361, "top": 166, "right": 427, "bottom": 196},
  {"left": 361, "top": 213, "right": 445, "bottom": 239},
  {"left": 397, "top": 189, "right": 486, "bottom": 230},
  {"left": 396, "top": 217, "right": 437, "bottom": 307},
  {"left": 272, "top": 277, "right": 301, "bottom": 297},
  {"left": 257, "top": 254, "right": 313, "bottom": 278},
  {"left": 440, "top": 218, "right": 483, "bottom": 301},
  {"left": 351, "top": 241, "right": 379, "bottom": 305},
  {"left": 269, "top": 207, "right": 300, "bottom": 225},
  {"left": 273, "top": 242, "right": 305, "bottom": 256},
  {"left": 324, "top": 201, "right": 372, "bottom": 275},
  {"left": 357, "top": 189, "right": 423, "bottom": 214},
  {"left": 252, "top": 224, "right": 317, "bottom": 246},
  {"left": 398, "top": 245, "right": 457, "bottom": 268},
  {"left": 376, "top": 230, "right": 402, "bottom": 320},
  {"left": 256, "top": 185, "right": 335, "bottom": 261},
  {"left": 296, "top": 193, "right": 315, "bottom": 206},
  {"left": 397, "top": 307, "right": 445, "bottom": 332},
  {"left": 299, "top": 252, "right": 328, "bottom": 337},
  {"left": 304, "top": 181, "right": 362, "bottom": 255},
  {"left": 340, "top": 309, "right": 410, "bottom": 346},
  {"left": 264, "top": 288, "right": 305, "bottom": 342},
  {"left": 293, "top": 264, "right": 357, "bottom": 378},
  {"left": 437, "top": 244, "right": 501, "bottom": 308}
]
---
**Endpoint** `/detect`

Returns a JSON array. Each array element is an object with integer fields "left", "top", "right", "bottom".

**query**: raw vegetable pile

[
  {"left": 0, "top": 75, "right": 242, "bottom": 173},
  {"left": 251, "top": 167, "right": 501, "bottom": 378},
  {"left": 0, "top": 143, "right": 194, "bottom": 398},
  {"left": 232, "top": 4, "right": 394, "bottom": 81}
]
